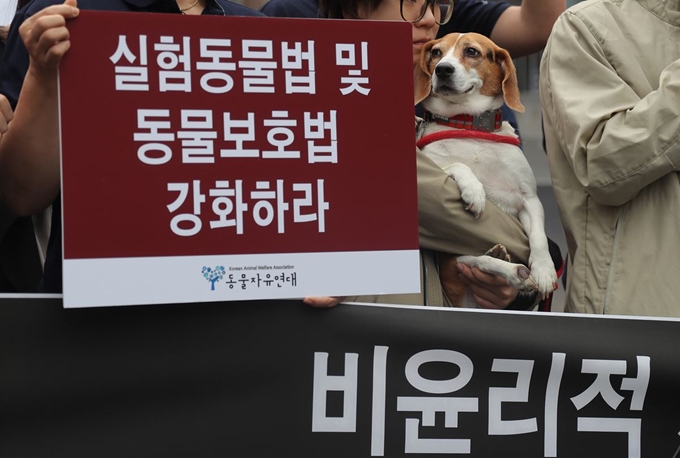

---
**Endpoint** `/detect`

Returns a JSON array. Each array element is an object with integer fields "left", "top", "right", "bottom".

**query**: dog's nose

[{"left": 435, "top": 63, "right": 455, "bottom": 78}]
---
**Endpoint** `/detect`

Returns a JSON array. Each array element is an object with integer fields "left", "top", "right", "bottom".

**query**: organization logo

[
  {"left": 202, "top": 265, "right": 226, "bottom": 290},
  {"left": 200, "top": 264, "right": 298, "bottom": 292}
]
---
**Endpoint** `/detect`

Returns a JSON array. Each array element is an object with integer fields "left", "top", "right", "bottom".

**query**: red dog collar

[
  {"left": 416, "top": 129, "right": 521, "bottom": 149},
  {"left": 424, "top": 109, "right": 503, "bottom": 133}
]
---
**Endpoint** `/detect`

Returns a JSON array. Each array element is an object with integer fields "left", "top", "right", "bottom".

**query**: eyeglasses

[{"left": 400, "top": 0, "right": 454, "bottom": 25}]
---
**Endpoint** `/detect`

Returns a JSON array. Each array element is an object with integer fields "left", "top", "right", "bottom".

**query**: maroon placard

[{"left": 60, "top": 11, "right": 418, "bottom": 260}]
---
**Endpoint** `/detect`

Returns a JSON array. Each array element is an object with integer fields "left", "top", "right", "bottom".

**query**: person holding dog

[
  {"left": 540, "top": 0, "right": 680, "bottom": 317},
  {"left": 260, "top": 0, "right": 565, "bottom": 137},
  {"left": 304, "top": 0, "right": 564, "bottom": 310}
]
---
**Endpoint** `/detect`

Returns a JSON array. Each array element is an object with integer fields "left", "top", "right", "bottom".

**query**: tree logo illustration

[{"left": 202, "top": 266, "right": 226, "bottom": 291}]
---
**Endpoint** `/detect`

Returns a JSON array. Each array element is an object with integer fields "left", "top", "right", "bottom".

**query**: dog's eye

[
  {"left": 431, "top": 48, "right": 442, "bottom": 58},
  {"left": 465, "top": 47, "right": 480, "bottom": 57}
]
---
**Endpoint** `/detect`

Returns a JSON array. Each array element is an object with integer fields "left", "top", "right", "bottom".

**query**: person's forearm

[
  {"left": 0, "top": 68, "right": 60, "bottom": 216},
  {"left": 490, "top": 0, "right": 566, "bottom": 57}
]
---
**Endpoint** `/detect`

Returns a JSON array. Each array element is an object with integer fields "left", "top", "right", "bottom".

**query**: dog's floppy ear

[
  {"left": 414, "top": 40, "right": 438, "bottom": 106},
  {"left": 495, "top": 46, "right": 525, "bottom": 113}
]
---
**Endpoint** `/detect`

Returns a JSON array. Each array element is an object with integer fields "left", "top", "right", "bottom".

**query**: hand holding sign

[
  {"left": 303, "top": 296, "right": 347, "bottom": 308},
  {"left": 19, "top": 0, "right": 79, "bottom": 78},
  {"left": 0, "top": 1, "right": 79, "bottom": 219}
]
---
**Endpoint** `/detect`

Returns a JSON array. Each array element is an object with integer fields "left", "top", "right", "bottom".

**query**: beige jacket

[
  {"left": 352, "top": 138, "right": 531, "bottom": 306},
  {"left": 540, "top": 0, "right": 680, "bottom": 316}
]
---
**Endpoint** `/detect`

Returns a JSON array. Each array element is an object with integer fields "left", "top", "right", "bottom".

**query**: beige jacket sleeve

[
  {"left": 540, "top": 11, "right": 680, "bottom": 207},
  {"left": 417, "top": 148, "right": 531, "bottom": 265}
]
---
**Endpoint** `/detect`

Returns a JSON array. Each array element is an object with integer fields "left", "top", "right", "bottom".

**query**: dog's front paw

[
  {"left": 460, "top": 181, "right": 486, "bottom": 218},
  {"left": 512, "top": 264, "right": 539, "bottom": 295},
  {"left": 529, "top": 257, "right": 558, "bottom": 297}
]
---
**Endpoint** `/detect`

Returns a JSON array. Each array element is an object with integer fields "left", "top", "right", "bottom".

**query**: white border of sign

[{"left": 61, "top": 250, "right": 420, "bottom": 308}]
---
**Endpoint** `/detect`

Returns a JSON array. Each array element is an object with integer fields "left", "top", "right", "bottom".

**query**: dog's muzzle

[{"left": 433, "top": 62, "right": 469, "bottom": 95}]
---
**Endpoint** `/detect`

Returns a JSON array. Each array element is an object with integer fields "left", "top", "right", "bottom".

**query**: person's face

[{"left": 355, "top": 0, "right": 440, "bottom": 66}]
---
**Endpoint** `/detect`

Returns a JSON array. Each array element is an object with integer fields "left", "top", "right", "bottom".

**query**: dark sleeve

[
  {"left": 259, "top": 0, "right": 321, "bottom": 18},
  {"left": 0, "top": 204, "right": 42, "bottom": 293},
  {"left": 439, "top": 0, "right": 511, "bottom": 38}
]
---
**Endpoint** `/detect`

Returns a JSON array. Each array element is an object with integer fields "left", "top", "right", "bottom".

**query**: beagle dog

[{"left": 414, "top": 32, "right": 557, "bottom": 307}]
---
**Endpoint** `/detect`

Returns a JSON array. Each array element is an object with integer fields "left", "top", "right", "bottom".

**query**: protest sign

[{"left": 59, "top": 12, "right": 419, "bottom": 308}]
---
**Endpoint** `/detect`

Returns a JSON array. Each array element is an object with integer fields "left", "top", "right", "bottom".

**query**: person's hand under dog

[{"left": 456, "top": 263, "right": 518, "bottom": 309}]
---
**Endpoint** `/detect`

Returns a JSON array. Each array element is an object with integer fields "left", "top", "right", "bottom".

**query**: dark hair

[{"left": 319, "top": 0, "right": 385, "bottom": 19}]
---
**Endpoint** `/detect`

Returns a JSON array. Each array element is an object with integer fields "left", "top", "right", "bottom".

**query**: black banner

[{"left": 0, "top": 298, "right": 678, "bottom": 457}]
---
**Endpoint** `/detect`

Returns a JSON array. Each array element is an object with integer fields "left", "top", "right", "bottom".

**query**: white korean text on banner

[{"left": 0, "top": 297, "right": 678, "bottom": 457}]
